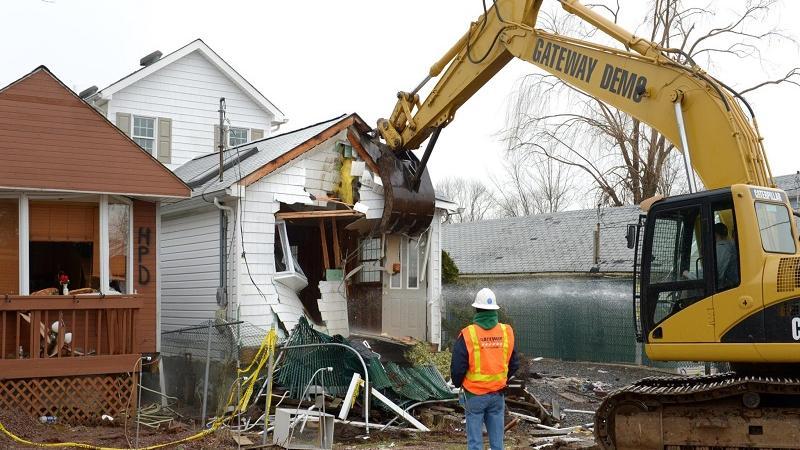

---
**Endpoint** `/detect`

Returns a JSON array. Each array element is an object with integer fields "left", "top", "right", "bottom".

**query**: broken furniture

[{"left": 273, "top": 407, "right": 334, "bottom": 450}]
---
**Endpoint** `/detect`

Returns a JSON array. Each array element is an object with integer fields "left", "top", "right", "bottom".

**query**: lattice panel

[
  {"left": 777, "top": 257, "right": 800, "bottom": 293},
  {"left": 0, "top": 373, "right": 135, "bottom": 425}
]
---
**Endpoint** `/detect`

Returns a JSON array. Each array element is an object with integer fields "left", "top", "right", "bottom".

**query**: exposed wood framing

[
  {"left": 331, "top": 218, "right": 341, "bottom": 268},
  {"left": 275, "top": 210, "right": 363, "bottom": 220},
  {"left": 241, "top": 117, "right": 356, "bottom": 186},
  {"left": 319, "top": 219, "right": 330, "bottom": 271}
]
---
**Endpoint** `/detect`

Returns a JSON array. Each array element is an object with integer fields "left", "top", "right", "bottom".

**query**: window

[
  {"left": 646, "top": 206, "right": 706, "bottom": 325},
  {"left": 755, "top": 202, "right": 796, "bottom": 254},
  {"left": 108, "top": 200, "right": 131, "bottom": 294},
  {"left": 274, "top": 222, "right": 304, "bottom": 276},
  {"left": 389, "top": 237, "right": 402, "bottom": 289},
  {"left": 407, "top": 238, "right": 420, "bottom": 289},
  {"left": 712, "top": 202, "right": 740, "bottom": 292},
  {"left": 0, "top": 199, "right": 19, "bottom": 294},
  {"left": 229, "top": 127, "right": 248, "bottom": 147},
  {"left": 357, "top": 238, "right": 382, "bottom": 283},
  {"left": 132, "top": 116, "right": 155, "bottom": 154},
  {"left": 29, "top": 199, "right": 100, "bottom": 294}
]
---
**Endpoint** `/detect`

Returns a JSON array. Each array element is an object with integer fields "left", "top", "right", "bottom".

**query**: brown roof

[{"left": 0, "top": 67, "right": 190, "bottom": 199}]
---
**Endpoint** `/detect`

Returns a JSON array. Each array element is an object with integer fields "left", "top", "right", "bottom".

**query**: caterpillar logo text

[{"left": 532, "top": 38, "right": 648, "bottom": 103}]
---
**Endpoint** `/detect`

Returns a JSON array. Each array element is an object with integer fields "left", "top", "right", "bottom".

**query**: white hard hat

[{"left": 471, "top": 288, "right": 499, "bottom": 310}]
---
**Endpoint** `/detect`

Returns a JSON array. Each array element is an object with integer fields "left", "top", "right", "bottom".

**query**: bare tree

[
  {"left": 492, "top": 150, "right": 574, "bottom": 216},
  {"left": 436, "top": 177, "right": 495, "bottom": 223},
  {"left": 504, "top": 0, "right": 800, "bottom": 206}
]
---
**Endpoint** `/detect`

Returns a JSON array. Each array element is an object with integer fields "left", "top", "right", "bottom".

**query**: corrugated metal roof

[
  {"left": 174, "top": 115, "right": 348, "bottom": 195},
  {"left": 443, "top": 205, "right": 641, "bottom": 275}
]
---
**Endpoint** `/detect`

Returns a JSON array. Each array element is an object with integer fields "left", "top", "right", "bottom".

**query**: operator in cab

[{"left": 451, "top": 288, "right": 519, "bottom": 450}]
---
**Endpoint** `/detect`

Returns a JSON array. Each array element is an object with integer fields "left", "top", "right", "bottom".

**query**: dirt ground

[{"left": 0, "top": 359, "right": 669, "bottom": 449}]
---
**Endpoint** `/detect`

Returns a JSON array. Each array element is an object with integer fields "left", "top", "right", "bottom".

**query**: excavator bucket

[{"left": 356, "top": 133, "right": 435, "bottom": 236}]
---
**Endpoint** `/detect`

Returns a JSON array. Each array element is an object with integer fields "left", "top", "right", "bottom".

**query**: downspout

[{"left": 214, "top": 198, "right": 234, "bottom": 314}]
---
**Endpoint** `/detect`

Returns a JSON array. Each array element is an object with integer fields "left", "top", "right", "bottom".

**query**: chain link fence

[{"left": 160, "top": 320, "right": 267, "bottom": 425}]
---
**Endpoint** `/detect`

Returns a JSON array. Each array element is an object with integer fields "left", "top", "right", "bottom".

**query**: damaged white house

[{"left": 159, "top": 114, "right": 456, "bottom": 344}]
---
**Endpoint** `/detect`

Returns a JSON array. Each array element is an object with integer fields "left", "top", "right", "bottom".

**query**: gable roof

[
  {"left": 0, "top": 66, "right": 190, "bottom": 199},
  {"left": 774, "top": 172, "right": 800, "bottom": 207},
  {"left": 174, "top": 113, "right": 373, "bottom": 196},
  {"left": 443, "top": 205, "right": 641, "bottom": 275},
  {"left": 91, "top": 39, "right": 285, "bottom": 124}
]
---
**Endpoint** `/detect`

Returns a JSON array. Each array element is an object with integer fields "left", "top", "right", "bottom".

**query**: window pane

[
  {"left": 390, "top": 237, "right": 402, "bottom": 289},
  {"left": 133, "top": 116, "right": 154, "bottom": 138},
  {"left": 274, "top": 224, "right": 288, "bottom": 273},
  {"left": 407, "top": 238, "right": 419, "bottom": 288},
  {"left": 108, "top": 201, "right": 130, "bottom": 294},
  {"left": 712, "top": 203, "right": 739, "bottom": 292},
  {"left": 755, "top": 202, "right": 796, "bottom": 254},
  {"left": 133, "top": 137, "right": 154, "bottom": 153},
  {"left": 0, "top": 199, "right": 19, "bottom": 294},
  {"left": 229, "top": 128, "right": 248, "bottom": 147},
  {"left": 357, "top": 237, "right": 382, "bottom": 283},
  {"left": 29, "top": 200, "right": 99, "bottom": 294}
]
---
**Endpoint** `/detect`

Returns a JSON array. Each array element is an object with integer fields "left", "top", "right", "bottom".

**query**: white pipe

[{"left": 674, "top": 101, "right": 698, "bottom": 193}]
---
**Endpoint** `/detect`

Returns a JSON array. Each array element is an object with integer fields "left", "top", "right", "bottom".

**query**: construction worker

[{"left": 451, "top": 288, "right": 519, "bottom": 450}]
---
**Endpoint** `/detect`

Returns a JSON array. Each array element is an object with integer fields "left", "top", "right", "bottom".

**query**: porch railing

[{"left": 0, "top": 295, "right": 142, "bottom": 379}]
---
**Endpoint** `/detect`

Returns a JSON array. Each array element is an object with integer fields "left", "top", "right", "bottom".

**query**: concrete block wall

[{"left": 317, "top": 281, "right": 349, "bottom": 337}]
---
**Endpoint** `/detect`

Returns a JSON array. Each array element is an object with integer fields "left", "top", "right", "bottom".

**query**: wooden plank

[
  {"left": 319, "top": 219, "right": 330, "bottom": 271},
  {"left": 15, "top": 313, "right": 20, "bottom": 359},
  {"left": 1, "top": 311, "right": 5, "bottom": 359},
  {"left": 32, "top": 311, "right": 40, "bottom": 359},
  {"left": 83, "top": 310, "right": 88, "bottom": 358},
  {"left": 241, "top": 116, "right": 355, "bottom": 186},
  {"left": 274, "top": 210, "right": 363, "bottom": 220},
  {"left": 71, "top": 310, "right": 76, "bottom": 357},
  {"left": 346, "top": 129, "right": 380, "bottom": 174},
  {"left": 97, "top": 309, "right": 102, "bottom": 356},
  {"left": 0, "top": 354, "right": 141, "bottom": 380},
  {"left": 0, "top": 296, "right": 143, "bottom": 311},
  {"left": 331, "top": 218, "right": 341, "bottom": 268}
]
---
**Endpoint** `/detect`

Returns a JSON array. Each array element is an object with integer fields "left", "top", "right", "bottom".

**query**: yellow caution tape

[{"left": 0, "top": 329, "right": 278, "bottom": 450}]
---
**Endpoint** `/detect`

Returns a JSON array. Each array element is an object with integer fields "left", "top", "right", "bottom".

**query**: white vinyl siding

[
  {"left": 105, "top": 51, "right": 274, "bottom": 170},
  {"left": 159, "top": 207, "right": 222, "bottom": 331}
]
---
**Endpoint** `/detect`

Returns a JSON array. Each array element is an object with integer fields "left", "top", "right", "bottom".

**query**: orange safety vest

[{"left": 460, "top": 323, "right": 515, "bottom": 395}]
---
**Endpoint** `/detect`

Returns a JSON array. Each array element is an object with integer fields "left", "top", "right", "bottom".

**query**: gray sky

[{"left": 2, "top": 0, "right": 798, "bottom": 191}]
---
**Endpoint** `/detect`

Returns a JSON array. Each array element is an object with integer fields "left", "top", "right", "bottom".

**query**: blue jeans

[{"left": 461, "top": 391, "right": 505, "bottom": 450}]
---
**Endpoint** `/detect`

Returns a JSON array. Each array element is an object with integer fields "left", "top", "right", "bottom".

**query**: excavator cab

[{"left": 633, "top": 185, "right": 800, "bottom": 362}]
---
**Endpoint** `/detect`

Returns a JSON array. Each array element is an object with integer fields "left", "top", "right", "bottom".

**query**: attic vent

[
  {"left": 140, "top": 50, "right": 163, "bottom": 67},
  {"left": 78, "top": 85, "right": 98, "bottom": 99},
  {"left": 777, "top": 257, "right": 800, "bottom": 293}
]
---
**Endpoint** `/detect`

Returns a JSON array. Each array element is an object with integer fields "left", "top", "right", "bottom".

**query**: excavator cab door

[{"left": 636, "top": 192, "right": 743, "bottom": 344}]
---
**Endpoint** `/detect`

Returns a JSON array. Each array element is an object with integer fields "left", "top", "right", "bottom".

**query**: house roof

[
  {"left": 174, "top": 113, "right": 372, "bottom": 196},
  {"left": 443, "top": 205, "right": 641, "bottom": 275},
  {"left": 90, "top": 39, "right": 285, "bottom": 124},
  {"left": 774, "top": 172, "right": 800, "bottom": 207},
  {"left": 0, "top": 66, "right": 190, "bottom": 199}
]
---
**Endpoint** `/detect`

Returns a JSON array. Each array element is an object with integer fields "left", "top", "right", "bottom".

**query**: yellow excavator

[{"left": 366, "top": 0, "right": 800, "bottom": 448}]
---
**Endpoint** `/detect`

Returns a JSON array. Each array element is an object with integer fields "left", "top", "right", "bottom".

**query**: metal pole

[
  {"left": 280, "top": 342, "right": 370, "bottom": 435},
  {"left": 218, "top": 98, "right": 226, "bottom": 182},
  {"left": 201, "top": 322, "right": 213, "bottom": 426},
  {"left": 262, "top": 332, "right": 276, "bottom": 446}
]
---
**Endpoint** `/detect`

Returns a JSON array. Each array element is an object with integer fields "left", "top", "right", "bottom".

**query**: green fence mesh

[{"left": 276, "top": 318, "right": 454, "bottom": 402}]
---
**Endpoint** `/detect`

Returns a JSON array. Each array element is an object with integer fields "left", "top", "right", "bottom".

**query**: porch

[{"left": 0, "top": 295, "right": 142, "bottom": 379}]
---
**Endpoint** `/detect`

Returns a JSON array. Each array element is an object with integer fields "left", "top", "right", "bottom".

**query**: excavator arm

[{"left": 377, "top": 0, "right": 774, "bottom": 190}]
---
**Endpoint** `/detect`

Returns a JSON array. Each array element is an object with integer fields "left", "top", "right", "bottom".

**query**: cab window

[
  {"left": 755, "top": 202, "right": 796, "bottom": 254},
  {"left": 647, "top": 206, "right": 706, "bottom": 325},
  {"left": 712, "top": 201, "right": 740, "bottom": 292}
]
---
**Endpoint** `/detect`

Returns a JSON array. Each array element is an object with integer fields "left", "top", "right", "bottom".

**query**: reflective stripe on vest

[{"left": 464, "top": 323, "right": 510, "bottom": 383}]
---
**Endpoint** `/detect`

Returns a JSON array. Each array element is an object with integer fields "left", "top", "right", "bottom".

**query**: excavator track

[{"left": 595, "top": 373, "right": 800, "bottom": 450}]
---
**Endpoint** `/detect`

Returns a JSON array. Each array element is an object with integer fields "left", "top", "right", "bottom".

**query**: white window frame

[
  {"left": 388, "top": 236, "right": 403, "bottom": 290},
  {"left": 228, "top": 127, "right": 249, "bottom": 147},
  {"left": 274, "top": 221, "right": 305, "bottom": 278},
  {"left": 10, "top": 192, "right": 134, "bottom": 295},
  {"left": 406, "top": 237, "right": 420, "bottom": 290},
  {"left": 131, "top": 115, "right": 157, "bottom": 156}
]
